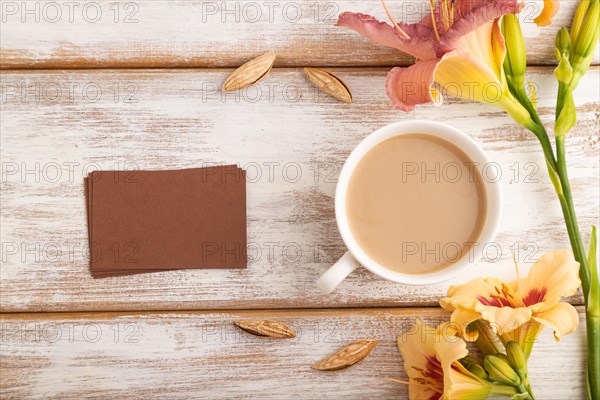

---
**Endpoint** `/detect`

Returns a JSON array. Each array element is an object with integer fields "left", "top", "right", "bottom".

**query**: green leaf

[
  {"left": 554, "top": 91, "right": 577, "bottom": 137},
  {"left": 545, "top": 160, "right": 563, "bottom": 196}
]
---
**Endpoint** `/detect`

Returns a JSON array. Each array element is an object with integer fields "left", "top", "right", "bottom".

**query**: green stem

[
  {"left": 523, "top": 119, "right": 597, "bottom": 400},
  {"left": 517, "top": 364, "right": 536, "bottom": 400},
  {"left": 587, "top": 312, "right": 600, "bottom": 400},
  {"left": 525, "top": 121, "right": 591, "bottom": 296},
  {"left": 516, "top": 383, "right": 535, "bottom": 400},
  {"left": 556, "top": 135, "right": 591, "bottom": 299},
  {"left": 556, "top": 81, "right": 568, "bottom": 120},
  {"left": 514, "top": 97, "right": 557, "bottom": 172},
  {"left": 522, "top": 120, "right": 554, "bottom": 163},
  {"left": 506, "top": 70, "right": 598, "bottom": 399},
  {"left": 524, "top": 382, "right": 536, "bottom": 400},
  {"left": 490, "top": 384, "right": 519, "bottom": 397}
]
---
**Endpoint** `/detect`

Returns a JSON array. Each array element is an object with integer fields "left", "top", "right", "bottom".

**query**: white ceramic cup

[{"left": 316, "top": 120, "right": 502, "bottom": 294}]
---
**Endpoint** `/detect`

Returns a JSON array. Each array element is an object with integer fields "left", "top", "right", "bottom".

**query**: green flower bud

[
  {"left": 571, "top": 0, "right": 593, "bottom": 44},
  {"left": 506, "top": 341, "right": 526, "bottom": 371},
  {"left": 555, "top": 27, "right": 571, "bottom": 61},
  {"left": 502, "top": 14, "right": 527, "bottom": 89},
  {"left": 467, "top": 363, "right": 490, "bottom": 380},
  {"left": 460, "top": 355, "right": 483, "bottom": 368},
  {"left": 554, "top": 54, "right": 573, "bottom": 84},
  {"left": 460, "top": 355, "right": 488, "bottom": 379},
  {"left": 484, "top": 355, "right": 521, "bottom": 386},
  {"left": 496, "top": 353, "right": 511, "bottom": 364},
  {"left": 571, "top": 0, "right": 600, "bottom": 61}
]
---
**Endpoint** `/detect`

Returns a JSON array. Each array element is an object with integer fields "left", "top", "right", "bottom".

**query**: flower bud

[
  {"left": 554, "top": 53, "right": 573, "bottom": 84},
  {"left": 467, "top": 363, "right": 490, "bottom": 380},
  {"left": 506, "top": 341, "right": 526, "bottom": 371},
  {"left": 502, "top": 14, "right": 526, "bottom": 89},
  {"left": 555, "top": 27, "right": 571, "bottom": 61},
  {"left": 484, "top": 355, "right": 521, "bottom": 386},
  {"left": 460, "top": 355, "right": 482, "bottom": 368},
  {"left": 571, "top": 0, "right": 593, "bottom": 44},
  {"left": 495, "top": 353, "right": 510, "bottom": 364},
  {"left": 571, "top": 0, "right": 600, "bottom": 61}
]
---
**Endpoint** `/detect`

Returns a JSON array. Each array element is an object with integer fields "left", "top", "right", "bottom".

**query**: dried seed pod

[
  {"left": 312, "top": 339, "right": 378, "bottom": 371},
  {"left": 234, "top": 320, "right": 296, "bottom": 339},
  {"left": 223, "top": 51, "right": 276, "bottom": 91},
  {"left": 304, "top": 68, "right": 353, "bottom": 103}
]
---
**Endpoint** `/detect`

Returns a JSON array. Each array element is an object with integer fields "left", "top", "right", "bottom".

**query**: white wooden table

[{"left": 1, "top": 1, "right": 598, "bottom": 398}]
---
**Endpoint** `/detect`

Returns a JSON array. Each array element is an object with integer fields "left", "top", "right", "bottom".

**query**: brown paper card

[{"left": 85, "top": 166, "right": 246, "bottom": 277}]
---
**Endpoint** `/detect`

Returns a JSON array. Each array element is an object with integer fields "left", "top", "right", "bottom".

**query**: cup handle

[{"left": 316, "top": 251, "right": 360, "bottom": 294}]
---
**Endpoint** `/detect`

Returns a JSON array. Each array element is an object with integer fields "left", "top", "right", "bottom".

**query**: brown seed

[
  {"left": 312, "top": 339, "right": 378, "bottom": 371},
  {"left": 223, "top": 51, "right": 276, "bottom": 91},
  {"left": 304, "top": 68, "right": 353, "bottom": 103},
  {"left": 234, "top": 320, "right": 296, "bottom": 339}
]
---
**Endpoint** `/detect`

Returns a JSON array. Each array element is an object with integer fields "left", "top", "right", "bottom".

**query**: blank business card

[{"left": 85, "top": 166, "right": 247, "bottom": 278}]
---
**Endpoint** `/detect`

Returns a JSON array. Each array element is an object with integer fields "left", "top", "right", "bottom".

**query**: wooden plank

[
  {"left": 0, "top": 307, "right": 587, "bottom": 399},
  {"left": 1, "top": 67, "right": 598, "bottom": 312},
  {"left": 0, "top": 0, "right": 595, "bottom": 69}
]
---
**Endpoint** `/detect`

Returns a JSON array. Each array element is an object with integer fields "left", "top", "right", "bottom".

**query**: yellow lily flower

[
  {"left": 398, "top": 319, "right": 516, "bottom": 399},
  {"left": 440, "top": 250, "right": 581, "bottom": 345}
]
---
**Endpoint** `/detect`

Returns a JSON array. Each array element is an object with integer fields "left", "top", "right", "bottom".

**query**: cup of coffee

[{"left": 316, "top": 120, "right": 502, "bottom": 293}]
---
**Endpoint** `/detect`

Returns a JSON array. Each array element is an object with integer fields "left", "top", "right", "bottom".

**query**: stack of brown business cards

[{"left": 85, "top": 166, "right": 247, "bottom": 278}]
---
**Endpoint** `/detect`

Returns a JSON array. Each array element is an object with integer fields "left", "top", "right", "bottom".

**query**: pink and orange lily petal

[
  {"left": 337, "top": 0, "right": 534, "bottom": 126},
  {"left": 336, "top": 12, "right": 438, "bottom": 61}
]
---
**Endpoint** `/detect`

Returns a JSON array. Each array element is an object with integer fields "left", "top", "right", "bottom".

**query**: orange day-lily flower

[
  {"left": 337, "top": 0, "right": 536, "bottom": 129},
  {"left": 398, "top": 319, "right": 517, "bottom": 399},
  {"left": 439, "top": 250, "right": 581, "bottom": 348},
  {"left": 534, "top": 0, "right": 560, "bottom": 26}
]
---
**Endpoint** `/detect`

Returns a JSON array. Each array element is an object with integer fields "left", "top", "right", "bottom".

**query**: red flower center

[
  {"left": 476, "top": 283, "right": 527, "bottom": 308},
  {"left": 522, "top": 287, "right": 547, "bottom": 306},
  {"left": 413, "top": 355, "right": 444, "bottom": 398}
]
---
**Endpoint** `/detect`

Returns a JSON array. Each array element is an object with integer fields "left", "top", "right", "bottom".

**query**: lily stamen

[
  {"left": 430, "top": 0, "right": 441, "bottom": 41},
  {"left": 380, "top": 0, "right": 411, "bottom": 40},
  {"left": 512, "top": 250, "right": 521, "bottom": 292},
  {"left": 384, "top": 377, "right": 410, "bottom": 385},
  {"left": 441, "top": 0, "right": 450, "bottom": 31}
]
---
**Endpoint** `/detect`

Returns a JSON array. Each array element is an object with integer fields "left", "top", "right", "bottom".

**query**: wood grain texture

[
  {"left": 0, "top": 307, "right": 588, "bottom": 399},
  {"left": 1, "top": 67, "right": 598, "bottom": 312},
  {"left": 0, "top": 0, "right": 597, "bottom": 69}
]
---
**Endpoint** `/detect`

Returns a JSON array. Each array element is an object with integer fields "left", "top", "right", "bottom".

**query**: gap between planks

[
  {"left": 0, "top": 305, "right": 586, "bottom": 320},
  {"left": 0, "top": 62, "right": 573, "bottom": 72},
  {"left": 0, "top": 65, "right": 593, "bottom": 73},
  {"left": 0, "top": 305, "right": 465, "bottom": 318}
]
